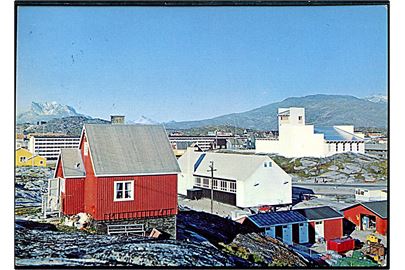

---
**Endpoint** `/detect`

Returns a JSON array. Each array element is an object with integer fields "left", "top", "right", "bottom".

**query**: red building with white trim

[
  {"left": 49, "top": 123, "right": 180, "bottom": 237},
  {"left": 294, "top": 206, "right": 343, "bottom": 242},
  {"left": 341, "top": 200, "right": 387, "bottom": 235}
]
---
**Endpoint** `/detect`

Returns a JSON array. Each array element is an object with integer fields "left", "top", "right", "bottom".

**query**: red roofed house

[
  {"left": 44, "top": 122, "right": 180, "bottom": 237},
  {"left": 341, "top": 200, "right": 387, "bottom": 236}
]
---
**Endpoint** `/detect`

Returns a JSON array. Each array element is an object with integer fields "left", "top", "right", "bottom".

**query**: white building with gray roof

[{"left": 178, "top": 147, "right": 292, "bottom": 208}]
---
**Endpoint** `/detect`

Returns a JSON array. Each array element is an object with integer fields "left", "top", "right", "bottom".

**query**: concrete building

[
  {"left": 28, "top": 134, "right": 81, "bottom": 161},
  {"left": 365, "top": 143, "right": 388, "bottom": 158},
  {"left": 256, "top": 107, "right": 365, "bottom": 158},
  {"left": 169, "top": 135, "right": 230, "bottom": 153},
  {"left": 178, "top": 147, "right": 292, "bottom": 208},
  {"left": 355, "top": 187, "right": 387, "bottom": 202}
]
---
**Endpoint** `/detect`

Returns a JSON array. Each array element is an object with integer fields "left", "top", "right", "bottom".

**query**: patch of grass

[{"left": 15, "top": 207, "right": 41, "bottom": 216}]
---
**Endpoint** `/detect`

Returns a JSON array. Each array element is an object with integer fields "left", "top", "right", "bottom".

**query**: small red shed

[
  {"left": 52, "top": 123, "right": 180, "bottom": 237},
  {"left": 341, "top": 200, "right": 387, "bottom": 235},
  {"left": 294, "top": 206, "right": 344, "bottom": 242}
]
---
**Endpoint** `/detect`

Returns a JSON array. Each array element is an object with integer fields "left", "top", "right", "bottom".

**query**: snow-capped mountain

[
  {"left": 127, "top": 115, "right": 159, "bottom": 125},
  {"left": 17, "top": 101, "right": 86, "bottom": 124},
  {"left": 363, "top": 95, "right": 387, "bottom": 104}
]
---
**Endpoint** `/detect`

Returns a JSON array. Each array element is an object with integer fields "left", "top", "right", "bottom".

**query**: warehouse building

[{"left": 178, "top": 147, "right": 292, "bottom": 208}]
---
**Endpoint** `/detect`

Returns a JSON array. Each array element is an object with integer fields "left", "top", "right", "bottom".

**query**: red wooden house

[
  {"left": 294, "top": 206, "right": 344, "bottom": 242},
  {"left": 50, "top": 123, "right": 180, "bottom": 236},
  {"left": 341, "top": 200, "right": 387, "bottom": 235}
]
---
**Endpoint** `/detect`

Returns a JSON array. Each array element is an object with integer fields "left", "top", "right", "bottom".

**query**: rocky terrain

[
  {"left": 269, "top": 152, "right": 387, "bottom": 184},
  {"left": 15, "top": 167, "right": 51, "bottom": 209},
  {"left": 15, "top": 220, "right": 248, "bottom": 267}
]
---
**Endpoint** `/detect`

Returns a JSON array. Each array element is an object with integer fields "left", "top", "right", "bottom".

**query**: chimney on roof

[{"left": 110, "top": 115, "right": 125, "bottom": 125}]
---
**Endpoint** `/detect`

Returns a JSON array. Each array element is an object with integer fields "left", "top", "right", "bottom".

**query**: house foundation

[{"left": 93, "top": 214, "right": 177, "bottom": 239}]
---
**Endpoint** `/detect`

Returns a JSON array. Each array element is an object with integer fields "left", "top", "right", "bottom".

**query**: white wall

[
  {"left": 239, "top": 157, "right": 292, "bottom": 207},
  {"left": 177, "top": 148, "right": 204, "bottom": 195}
]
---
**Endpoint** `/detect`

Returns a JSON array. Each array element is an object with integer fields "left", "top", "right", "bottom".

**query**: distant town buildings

[
  {"left": 16, "top": 147, "right": 46, "bottom": 167},
  {"left": 28, "top": 134, "right": 81, "bottom": 162},
  {"left": 177, "top": 147, "right": 292, "bottom": 208},
  {"left": 256, "top": 107, "right": 365, "bottom": 158},
  {"left": 365, "top": 143, "right": 387, "bottom": 158},
  {"left": 355, "top": 187, "right": 387, "bottom": 202}
]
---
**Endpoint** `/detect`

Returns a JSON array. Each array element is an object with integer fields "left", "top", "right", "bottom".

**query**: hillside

[
  {"left": 19, "top": 116, "right": 110, "bottom": 136},
  {"left": 164, "top": 94, "right": 387, "bottom": 130},
  {"left": 17, "top": 101, "right": 87, "bottom": 124}
]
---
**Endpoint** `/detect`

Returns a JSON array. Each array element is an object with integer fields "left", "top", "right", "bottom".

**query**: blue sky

[{"left": 17, "top": 5, "right": 388, "bottom": 122}]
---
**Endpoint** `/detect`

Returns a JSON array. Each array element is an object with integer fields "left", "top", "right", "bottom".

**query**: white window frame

[
  {"left": 114, "top": 180, "right": 134, "bottom": 202},
  {"left": 220, "top": 180, "right": 228, "bottom": 191},
  {"left": 229, "top": 182, "right": 236, "bottom": 193},
  {"left": 202, "top": 178, "right": 210, "bottom": 188},
  {"left": 195, "top": 177, "right": 201, "bottom": 187}
]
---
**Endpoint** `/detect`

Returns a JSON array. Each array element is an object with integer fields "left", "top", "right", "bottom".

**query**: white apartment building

[
  {"left": 256, "top": 107, "right": 365, "bottom": 158},
  {"left": 178, "top": 147, "right": 292, "bottom": 208},
  {"left": 28, "top": 135, "right": 81, "bottom": 161}
]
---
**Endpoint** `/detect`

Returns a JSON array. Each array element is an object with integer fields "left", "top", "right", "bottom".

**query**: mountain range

[
  {"left": 164, "top": 94, "right": 388, "bottom": 130},
  {"left": 17, "top": 94, "right": 388, "bottom": 130},
  {"left": 17, "top": 102, "right": 86, "bottom": 124}
]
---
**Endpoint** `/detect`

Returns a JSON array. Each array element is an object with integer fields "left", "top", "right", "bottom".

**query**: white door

[
  {"left": 314, "top": 221, "right": 324, "bottom": 241},
  {"left": 282, "top": 224, "right": 293, "bottom": 244},
  {"left": 265, "top": 226, "right": 275, "bottom": 238},
  {"left": 298, "top": 223, "right": 309, "bottom": 244}
]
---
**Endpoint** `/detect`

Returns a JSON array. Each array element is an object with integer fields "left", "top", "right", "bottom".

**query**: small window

[
  {"left": 230, "top": 182, "right": 236, "bottom": 193},
  {"left": 220, "top": 181, "right": 227, "bottom": 191},
  {"left": 264, "top": 162, "right": 267, "bottom": 168},
  {"left": 195, "top": 177, "right": 201, "bottom": 186},
  {"left": 282, "top": 225, "right": 288, "bottom": 228},
  {"left": 40, "top": 160, "right": 43, "bottom": 164},
  {"left": 298, "top": 116, "right": 302, "bottom": 121},
  {"left": 212, "top": 179, "right": 218, "bottom": 190},
  {"left": 343, "top": 144, "right": 346, "bottom": 151},
  {"left": 315, "top": 221, "right": 322, "bottom": 225},
  {"left": 114, "top": 180, "right": 134, "bottom": 201},
  {"left": 268, "top": 162, "right": 272, "bottom": 167},
  {"left": 336, "top": 144, "right": 339, "bottom": 151},
  {"left": 350, "top": 143, "right": 353, "bottom": 151},
  {"left": 19, "top": 157, "right": 26, "bottom": 162},
  {"left": 357, "top": 143, "right": 360, "bottom": 151},
  {"left": 203, "top": 178, "right": 210, "bottom": 188}
]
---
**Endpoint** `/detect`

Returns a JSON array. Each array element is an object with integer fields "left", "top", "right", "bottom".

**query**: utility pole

[{"left": 207, "top": 161, "right": 217, "bottom": 214}]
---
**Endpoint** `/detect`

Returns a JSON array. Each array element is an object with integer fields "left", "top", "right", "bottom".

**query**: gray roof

[
  {"left": 314, "top": 126, "right": 363, "bottom": 142},
  {"left": 294, "top": 206, "right": 343, "bottom": 221},
  {"left": 60, "top": 149, "right": 85, "bottom": 178},
  {"left": 193, "top": 152, "right": 276, "bottom": 182},
  {"left": 84, "top": 124, "right": 180, "bottom": 176},
  {"left": 361, "top": 201, "right": 387, "bottom": 219},
  {"left": 342, "top": 200, "right": 387, "bottom": 219},
  {"left": 248, "top": 211, "right": 307, "bottom": 228}
]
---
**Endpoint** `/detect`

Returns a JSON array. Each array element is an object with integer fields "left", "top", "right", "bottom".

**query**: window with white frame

[
  {"left": 20, "top": 156, "right": 26, "bottom": 162},
  {"left": 357, "top": 143, "right": 360, "bottom": 151},
  {"left": 114, "top": 180, "right": 134, "bottom": 201},
  {"left": 350, "top": 143, "right": 353, "bottom": 151},
  {"left": 336, "top": 143, "right": 339, "bottom": 151},
  {"left": 343, "top": 144, "right": 346, "bottom": 151},
  {"left": 203, "top": 178, "right": 210, "bottom": 188},
  {"left": 212, "top": 179, "right": 218, "bottom": 189},
  {"left": 195, "top": 177, "right": 201, "bottom": 187},
  {"left": 229, "top": 182, "right": 236, "bottom": 193},
  {"left": 268, "top": 161, "right": 272, "bottom": 167},
  {"left": 220, "top": 180, "right": 227, "bottom": 191}
]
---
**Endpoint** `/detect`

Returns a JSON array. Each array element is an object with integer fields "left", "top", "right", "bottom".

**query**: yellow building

[{"left": 16, "top": 147, "right": 46, "bottom": 167}]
